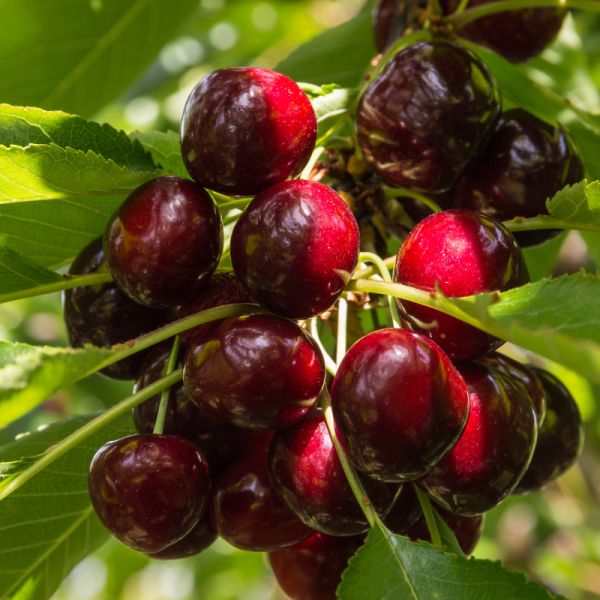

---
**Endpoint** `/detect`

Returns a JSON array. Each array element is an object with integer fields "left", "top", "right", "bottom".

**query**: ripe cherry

[
  {"left": 104, "top": 176, "right": 223, "bottom": 308},
  {"left": 417, "top": 362, "right": 537, "bottom": 515},
  {"left": 393, "top": 209, "right": 529, "bottom": 362},
  {"left": 269, "top": 531, "right": 366, "bottom": 600},
  {"left": 269, "top": 410, "right": 399, "bottom": 536},
  {"left": 184, "top": 313, "right": 325, "bottom": 430},
  {"left": 63, "top": 237, "right": 167, "bottom": 380},
  {"left": 514, "top": 367, "right": 584, "bottom": 495},
  {"left": 181, "top": 68, "right": 317, "bottom": 197},
  {"left": 356, "top": 40, "right": 500, "bottom": 193},
  {"left": 231, "top": 180, "right": 360, "bottom": 320},
  {"left": 88, "top": 434, "right": 211, "bottom": 553},
  {"left": 331, "top": 328, "right": 470, "bottom": 482}
]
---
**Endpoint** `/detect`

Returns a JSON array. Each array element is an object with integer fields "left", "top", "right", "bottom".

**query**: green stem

[
  {"left": 310, "top": 318, "right": 338, "bottom": 376},
  {"left": 301, "top": 146, "right": 326, "bottom": 180},
  {"left": 222, "top": 213, "right": 240, "bottom": 227},
  {"left": 153, "top": 335, "right": 181, "bottom": 435},
  {"left": 354, "top": 255, "right": 396, "bottom": 279},
  {"left": 218, "top": 198, "right": 251, "bottom": 212},
  {"left": 503, "top": 215, "right": 600, "bottom": 234},
  {"left": 414, "top": 485, "right": 442, "bottom": 547},
  {"left": 359, "top": 252, "right": 401, "bottom": 327},
  {"left": 0, "top": 369, "right": 183, "bottom": 501},
  {"left": 336, "top": 297, "right": 348, "bottom": 365},
  {"left": 428, "top": 0, "right": 443, "bottom": 17},
  {"left": 0, "top": 271, "right": 114, "bottom": 305},
  {"left": 316, "top": 112, "right": 349, "bottom": 147},
  {"left": 320, "top": 387, "right": 378, "bottom": 527},
  {"left": 382, "top": 187, "right": 442, "bottom": 214},
  {"left": 219, "top": 249, "right": 231, "bottom": 267},
  {"left": 453, "top": 0, "right": 470, "bottom": 14}
]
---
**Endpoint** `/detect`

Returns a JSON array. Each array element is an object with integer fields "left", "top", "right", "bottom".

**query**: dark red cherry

[
  {"left": 269, "top": 531, "right": 366, "bottom": 600},
  {"left": 181, "top": 68, "right": 317, "bottom": 197},
  {"left": 184, "top": 313, "right": 325, "bottom": 430},
  {"left": 177, "top": 269, "right": 254, "bottom": 347},
  {"left": 63, "top": 237, "right": 167, "bottom": 380},
  {"left": 440, "top": 0, "right": 566, "bottom": 64},
  {"left": 146, "top": 511, "right": 217, "bottom": 560},
  {"left": 393, "top": 209, "right": 530, "bottom": 362},
  {"left": 356, "top": 40, "right": 500, "bottom": 194},
  {"left": 331, "top": 328, "right": 470, "bottom": 482},
  {"left": 476, "top": 351, "right": 546, "bottom": 427},
  {"left": 417, "top": 362, "right": 537, "bottom": 515},
  {"left": 268, "top": 410, "right": 398, "bottom": 536},
  {"left": 230, "top": 180, "right": 360, "bottom": 320},
  {"left": 405, "top": 504, "right": 484, "bottom": 556},
  {"left": 210, "top": 451, "right": 314, "bottom": 551},
  {"left": 88, "top": 434, "right": 211, "bottom": 553},
  {"left": 372, "top": 0, "right": 426, "bottom": 53},
  {"left": 382, "top": 483, "right": 423, "bottom": 535},
  {"left": 133, "top": 342, "right": 270, "bottom": 475},
  {"left": 455, "top": 109, "right": 584, "bottom": 248},
  {"left": 104, "top": 176, "right": 223, "bottom": 308},
  {"left": 514, "top": 367, "right": 584, "bottom": 495}
]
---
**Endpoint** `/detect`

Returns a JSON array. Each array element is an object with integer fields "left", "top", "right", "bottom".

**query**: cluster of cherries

[{"left": 61, "top": 4, "right": 586, "bottom": 598}]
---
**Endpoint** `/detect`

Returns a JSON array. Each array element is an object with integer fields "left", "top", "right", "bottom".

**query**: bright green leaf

[
  {"left": 128, "top": 130, "right": 188, "bottom": 179},
  {"left": 547, "top": 180, "right": 600, "bottom": 226},
  {"left": 311, "top": 87, "right": 357, "bottom": 140},
  {"left": 0, "top": 413, "right": 135, "bottom": 600},
  {"left": 0, "top": 245, "right": 62, "bottom": 296},
  {"left": 580, "top": 230, "right": 600, "bottom": 266}
]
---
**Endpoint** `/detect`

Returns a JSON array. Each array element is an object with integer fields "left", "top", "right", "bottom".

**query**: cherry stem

[
  {"left": 222, "top": 213, "right": 240, "bottom": 227},
  {"left": 319, "top": 387, "right": 378, "bottom": 528},
  {"left": 414, "top": 484, "right": 443, "bottom": 548},
  {"left": 337, "top": 297, "right": 348, "bottom": 365},
  {"left": 152, "top": 335, "right": 181, "bottom": 435},
  {"left": 217, "top": 198, "right": 251, "bottom": 212},
  {"left": 503, "top": 215, "right": 600, "bottom": 233},
  {"left": 354, "top": 255, "right": 396, "bottom": 279},
  {"left": 382, "top": 187, "right": 442, "bottom": 214},
  {"left": 310, "top": 318, "right": 338, "bottom": 376},
  {"left": 359, "top": 252, "right": 402, "bottom": 328},
  {"left": 301, "top": 146, "right": 326, "bottom": 180},
  {"left": 0, "top": 369, "right": 183, "bottom": 501},
  {"left": 453, "top": 0, "right": 470, "bottom": 14}
]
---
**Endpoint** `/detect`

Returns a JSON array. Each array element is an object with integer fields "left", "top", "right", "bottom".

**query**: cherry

[
  {"left": 184, "top": 313, "right": 325, "bottom": 431},
  {"left": 210, "top": 450, "right": 314, "bottom": 551},
  {"left": 88, "top": 434, "right": 211, "bottom": 553},
  {"left": 230, "top": 180, "right": 360, "bottom": 320},
  {"left": 331, "top": 328, "right": 470, "bottom": 482},
  {"left": 146, "top": 511, "right": 217, "bottom": 560},
  {"left": 63, "top": 237, "right": 167, "bottom": 380},
  {"left": 417, "top": 362, "right": 537, "bottom": 515},
  {"left": 180, "top": 68, "right": 317, "bottom": 197},
  {"left": 440, "top": 0, "right": 566, "bottom": 64},
  {"left": 356, "top": 40, "right": 500, "bottom": 194},
  {"left": 381, "top": 483, "right": 423, "bottom": 535},
  {"left": 476, "top": 351, "right": 546, "bottom": 427},
  {"left": 176, "top": 269, "right": 254, "bottom": 347},
  {"left": 455, "top": 109, "right": 584, "bottom": 247},
  {"left": 133, "top": 342, "right": 270, "bottom": 475},
  {"left": 268, "top": 410, "right": 399, "bottom": 536},
  {"left": 405, "top": 504, "right": 484, "bottom": 556},
  {"left": 104, "top": 176, "right": 223, "bottom": 308},
  {"left": 269, "top": 531, "right": 366, "bottom": 600},
  {"left": 514, "top": 367, "right": 584, "bottom": 495},
  {"left": 393, "top": 209, "right": 530, "bottom": 362}
]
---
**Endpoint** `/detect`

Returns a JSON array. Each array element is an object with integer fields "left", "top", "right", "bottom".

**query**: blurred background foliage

[{"left": 1, "top": 1, "right": 600, "bottom": 599}]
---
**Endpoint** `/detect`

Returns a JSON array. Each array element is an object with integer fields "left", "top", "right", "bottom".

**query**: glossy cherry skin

[
  {"left": 356, "top": 40, "right": 500, "bottom": 194},
  {"left": 455, "top": 109, "right": 584, "bottom": 247},
  {"left": 476, "top": 351, "right": 546, "bottom": 427},
  {"left": 514, "top": 367, "right": 584, "bottom": 495},
  {"left": 381, "top": 483, "right": 423, "bottom": 535},
  {"left": 393, "top": 209, "right": 530, "bottom": 362},
  {"left": 417, "top": 362, "right": 537, "bottom": 515},
  {"left": 184, "top": 313, "right": 325, "bottom": 430},
  {"left": 88, "top": 434, "right": 211, "bottom": 553},
  {"left": 269, "top": 532, "right": 366, "bottom": 600},
  {"left": 63, "top": 237, "right": 167, "bottom": 380},
  {"left": 181, "top": 68, "right": 317, "bottom": 197},
  {"left": 146, "top": 511, "right": 217, "bottom": 560},
  {"left": 133, "top": 343, "right": 270, "bottom": 475},
  {"left": 331, "top": 328, "right": 470, "bottom": 482},
  {"left": 104, "top": 176, "right": 223, "bottom": 308},
  {"left": 268, "top": 410, "right": 399, "bottom": 536},
  {"left": 405, "top": 505, "right": 484, "bottom": 556},
  {"left": 210, "top": 451, "right": 314, "bottom": 551},
  {"left": 440, "top": 0, "right": 566, "bottom": 64},
  {"left": 177, "top": 269, "right": 254, "bottom": 347},
  {"left": 231, "top": 180, "right": 360, "bottom": 320}
]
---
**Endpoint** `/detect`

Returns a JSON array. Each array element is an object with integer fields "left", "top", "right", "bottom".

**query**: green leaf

[
  {"left": 432, "top": 509, "right": 464, "bottom": 557},
  {"left": 0, "top": 0, "right": 199, "bottom": 118},
  {"left": 311, "top": 87, "right": 358, "bottom": 140},
  {"left": 0, "top": 342, "right": 112, "bottom": 428},
  {"left": 0, "top": 144, "right": 164, "bottom": 203},
  {"left": 0, "top": 413, "right": 136, "bottom": 600},
  {"left": 129, "top": 130, "right": 188, "bottom": 179},
  {"left": 580, "top": 230, "right": 600, "bottom": 266},
  {"left": 0, "top": 245, "right": 62, "bottom": 295},
  {"left": 522, "top": 232, "right": 566, "bottom": 282},
  {"left": 547, "top": 180, "right": 600, "bottom": 227},
  {"left": 338, "top": 522, "right": 562, "bottom": 600},
  {"left": 0, "top": 105, "right": 157, "bottom": 173}
]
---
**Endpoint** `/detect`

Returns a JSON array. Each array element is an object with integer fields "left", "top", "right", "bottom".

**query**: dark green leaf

[
  {"left": 0, "top": 245, "right": 62, "bottom": 295},
  {"left": 580, "top": 230, "right": 600, "bottom": 266},
  {"left": 522, "top": 232, "right": 566, "bottom": 282},
  {"left": 129, "top": 130, "right": 188, "bottom": 179},
  {"left": 432, "top": 508, "right": 464, "bottom": 557},
  {"left": 338, "top": 522, "right": 562, "bottom": 600},
  {"left": 0, "top": 413, "right": 135, "bottom": 600}
]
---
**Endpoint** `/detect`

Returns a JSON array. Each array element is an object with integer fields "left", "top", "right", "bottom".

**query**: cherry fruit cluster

[{"left": 59, "top": 15, "right": 586, "bottom": 598}]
